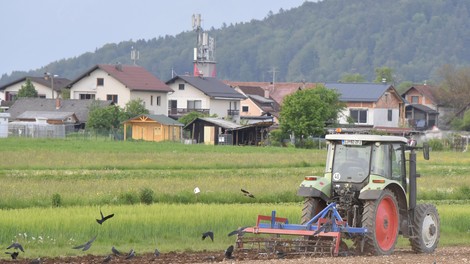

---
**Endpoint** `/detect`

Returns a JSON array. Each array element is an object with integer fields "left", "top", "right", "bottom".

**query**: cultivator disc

[{"left": 236, "top": 235, "right": 339, "bottom": 258}]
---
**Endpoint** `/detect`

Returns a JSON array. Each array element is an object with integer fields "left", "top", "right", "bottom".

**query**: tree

[
  {"left": 124, "top": 98, "right": 149, "bottom": 119},
  {"left": 17, "top": 78, "right": 38, "bottom": 98},
  {"left": 280, "top": 85, "right": 345, "bottom": 141},
  {"left": 340, "top": 73, "right": 366, "bottom": 83},
  {"left": 178, "top": 111, "right": 208, "bottom": 126},
  {"left": 86, "top": 103, "right": 124, "bottom": 132},
  {"left": 374, "top": 67, "right": 394, "bottom": 84},
  {"left": 434, "top": 64, "right": 470, "bottom": 111}
]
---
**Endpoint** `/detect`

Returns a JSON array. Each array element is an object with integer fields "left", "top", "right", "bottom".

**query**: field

[{"left": 0, "top": 138, "right": 469, "bottom": 261}]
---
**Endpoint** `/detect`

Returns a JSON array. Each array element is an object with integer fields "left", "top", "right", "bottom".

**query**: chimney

[
  {"left": 55, "top": 98, "right": 61, "bottom": 110},
  {"left": 264, "top": 88, "right": 270, "bottom": 99}
]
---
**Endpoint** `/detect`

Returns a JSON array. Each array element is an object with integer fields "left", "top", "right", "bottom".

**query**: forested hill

[{"left": 2, "top": 0, "right": 470, "bottom": 86}]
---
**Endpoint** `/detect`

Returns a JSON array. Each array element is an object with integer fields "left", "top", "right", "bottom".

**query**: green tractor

[{"left": 298, "top": 134, "right": 440, "bottom": 255}]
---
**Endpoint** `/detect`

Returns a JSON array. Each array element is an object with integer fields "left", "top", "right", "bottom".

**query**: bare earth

[{"left": 4, "top": 247, "right": 470, "bottom": 264}]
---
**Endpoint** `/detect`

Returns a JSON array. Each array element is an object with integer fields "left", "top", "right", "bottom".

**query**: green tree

[
  {"left": 87, "top": 104, "right": 123, "bottom": 131},
  {"left": 124, "top": 98, "right": 149, "bottom": 119},
  {"left": 279, "top": 85, "right": 345, "bottom": 141},
  {"left": 17, "top": 78, "right": 38, "bottom": 98},
  {"left": 178, "top": 111, "right": 208, "bottom": 126},
  {"left": 374, "top": 67, "right": 394, "bottom": 84},
  {"left": 340, "top": 73, "right": 366, "bottom": 83},
  {"left": 61, "top": 88, "right": 70, "bottom": 99}
]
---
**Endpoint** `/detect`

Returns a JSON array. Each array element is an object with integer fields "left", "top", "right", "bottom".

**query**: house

[
  {"left": 232, "top": 85, "right": 281, "bottom": 125},
  {"left": 184, "top": 117, "right": 272, "bottom": 145},
  {"left": 6, "top": 98, "right": 112, "bottom": 129},
  {"left": 324, "top": 83, "right": 405, "bottom": 132},
  {"left": 166, "top": 75, "right": 246, "bottom": 121},
  {"left": 122, "top": 114, "right": 183, "bottom": 142},
  {"left": 67, "top": 64, "right": 173, "bottom": 115},
  {"left": 0, "top": 76, "right": 71, "bottom": 107},
  {"left": 401, "top": 85, "right": 439, "bottom": 130}
]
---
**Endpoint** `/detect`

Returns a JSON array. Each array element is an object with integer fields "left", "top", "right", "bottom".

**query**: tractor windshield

[{"left": 331, "top": 144, "right": 371, "bottom": 183}]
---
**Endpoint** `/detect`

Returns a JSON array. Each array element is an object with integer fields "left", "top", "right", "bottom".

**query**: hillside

[{"left": 1, "top": 0, "right": 470, "bottom": 86}]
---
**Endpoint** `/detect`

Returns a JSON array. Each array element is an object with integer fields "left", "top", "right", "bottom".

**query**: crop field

[{"left": 0, "top": 137, "right": 469, "bottom": 260}]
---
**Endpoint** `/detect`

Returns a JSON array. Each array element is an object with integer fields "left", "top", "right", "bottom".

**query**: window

[
  {"left": 187, "top": 100, "right": 202, "bottom": 109},
  {"left": 350, "top": 109, "right": 368, "bottom": 124},
  {"left": 150, "top": 96, "right": 153, "bottom": 106},
  {"left": 411, "top": 96, "right": 419, "bottom": 104},
  {"left": 242, "top": 106, "right": 249, "bottom": 112},
  {"left": 387, "top": 109, "right": 393, "bottom": 121},
  {"left": 156, "top": 96, "right": 161, "bottom": 106},
  {"left": 179, "top": 83, "right": 185, "bottom": 90},
  {"left": 79, "top": 94, "right": 95, "bottom": 100},
  {"left": 38, "top": 94, "right": 46, "bottom": 99},
  {"left": 107, "top": 94, "right": 118, "bottom": 104},
  {"left": 97, "top": 78, "right": 104, "bottom": 86}
]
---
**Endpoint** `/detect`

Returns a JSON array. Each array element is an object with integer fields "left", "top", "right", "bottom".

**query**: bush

[
  {"left": 139, "top": 188, "right": 155, "bottom": 205},
  {"left": 269, "top": 129, "right": 289, "bottom": 147},
  {"left": 52, "top": 193, "right": 62, "bottom": 207},
  {"left": 119, "top": 192, "right": 139, "bottom": 205},
  {"left": 427, "top": 139, "right": 444, "bottom": 151}
]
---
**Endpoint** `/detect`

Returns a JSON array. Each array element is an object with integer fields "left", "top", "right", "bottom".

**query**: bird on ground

[
  {"left": 5, "top": 251, "right": 19, "bottom": 259},
  {"left": 29, "top": 258, "right": 41, "bottom": 264},
  {"left": 154, "top": 247, "right": 160, "bottom": 258},
  {"left": 224, "top": 245, "right": 234, "bottom": 259},
  {"left": 125, "top": 249, "right": 135, "bottom": 259},
  {"left": 241, "top": 189, "right": 255, "bottom": 198},
  {"left": 7, "top": 242, "right": 24, "bottom": 252},
  {"left": 111, "top": 246, "right": 121, "bottom": 256},
  {"left": 102, "top": 255, "right": 112, "bottom": 263},
  {"left": 276, "top": 250, "right": 286, "bottom": 259},
  {"left": 202, "top": 231, "right": 214, "bottom": 241},
  {"left": 96, "top": 208, "right": 114, "bottom": 225},
  {"left": 227, "top": 226, "right": 249, "bottom": 237},
  {"left": 72, "top": 235, "right": 97, "bottom": 251}
]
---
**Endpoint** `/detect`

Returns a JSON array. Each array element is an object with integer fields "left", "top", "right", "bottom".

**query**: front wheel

[
  {"left": 409, "top": 204, "right": 440, "bottom": 253},
  {"left": 354, "top": 189, "right": 399, "bottom": 255}
]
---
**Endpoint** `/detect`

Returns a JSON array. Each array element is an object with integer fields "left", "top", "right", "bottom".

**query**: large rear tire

[
  {"left": 355, "top": 189, "right": 399, "bottom": 255},
  {"left": 301, "top": 197, "right": 326, "bottom": 225},
  {"left": 409, "top": 204, "right": 440, "bottom": 253}
]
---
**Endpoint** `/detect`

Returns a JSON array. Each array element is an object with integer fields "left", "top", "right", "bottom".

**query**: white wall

[
  {"left": 1, "top": 80, "right": 57, "bottom": 100},
  {"left": 373, "top": 108, "right": 400, "bottom": 127},
  {"left": 167, "top": 80, "right": 210, "bottom": 109},
  {"left": 130, "top": 91, "right": 168, "bottom": 115}
]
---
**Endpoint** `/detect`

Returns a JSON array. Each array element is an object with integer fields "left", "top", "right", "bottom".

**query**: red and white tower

[{"left": 192, "top": 14, "right": 216, "bottom": 77}]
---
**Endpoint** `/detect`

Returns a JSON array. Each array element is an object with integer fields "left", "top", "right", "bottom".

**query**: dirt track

[{"left": 4, "top": 246, "right": 470, "bottom": 264}]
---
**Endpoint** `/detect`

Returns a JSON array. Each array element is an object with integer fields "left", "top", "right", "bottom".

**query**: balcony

[
  {"left": 168, "top": 108, "right": 210, "bottom": 116},
  {"left": 227, "top": 109, "right": 240, "bottom": 116}
]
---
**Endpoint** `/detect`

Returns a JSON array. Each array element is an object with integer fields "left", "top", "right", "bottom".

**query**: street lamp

[{"left": 44, "top": 72, "right": 58, "bottom": 99}]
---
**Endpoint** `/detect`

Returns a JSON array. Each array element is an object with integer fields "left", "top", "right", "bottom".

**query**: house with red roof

[
  {"left": 67, "top": 64, "right": 173, "bottom": 115},
  {"left": 232, "top": 85, "right": 280, "bottom": 125},
  {"left": 401, "top": 85, "right": 439, "bottom": 130}
]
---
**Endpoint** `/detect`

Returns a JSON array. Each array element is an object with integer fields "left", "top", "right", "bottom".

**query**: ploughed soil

[{"left": 4, "top": 246, "right": 470, "bottom": 264}]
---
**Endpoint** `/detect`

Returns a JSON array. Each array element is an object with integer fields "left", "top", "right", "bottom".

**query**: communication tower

[{"left": 192, "top": 14, "right": 216, "bottom": 77}]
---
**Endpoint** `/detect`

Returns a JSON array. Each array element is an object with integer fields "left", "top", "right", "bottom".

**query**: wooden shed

[{"left": 123, "top": 114, "right": 183, "bottom": 142}]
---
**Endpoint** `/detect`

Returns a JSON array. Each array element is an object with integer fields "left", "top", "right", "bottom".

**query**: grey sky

[{"left": 1, "top": 0, "right": 306, "bottom": 76}]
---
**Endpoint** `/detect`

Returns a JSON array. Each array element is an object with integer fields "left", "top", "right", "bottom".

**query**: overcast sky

[{"left": 0, "top": 0, "right": 307, "bottom": 76}]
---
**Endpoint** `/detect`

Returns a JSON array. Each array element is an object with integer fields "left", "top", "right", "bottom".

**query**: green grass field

[{"left": 0, "top": 138, "right": 469, "bottom": 259}]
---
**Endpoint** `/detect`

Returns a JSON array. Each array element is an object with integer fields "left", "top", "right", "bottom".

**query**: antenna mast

[
  {"left": 192, "top": 14, "right": 216, "bottom": 77},
  {"left": 131, "top": 46, "right": 140, "bottom": 65}
]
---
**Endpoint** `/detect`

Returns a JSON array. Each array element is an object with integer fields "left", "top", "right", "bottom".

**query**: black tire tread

[{"left": 409, "top": 203, "right": 440, "bottom": 253}]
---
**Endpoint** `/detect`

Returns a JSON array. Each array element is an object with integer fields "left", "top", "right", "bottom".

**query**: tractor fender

[{"left": 297, "top": 186, "right": 329, "bottom": 201}]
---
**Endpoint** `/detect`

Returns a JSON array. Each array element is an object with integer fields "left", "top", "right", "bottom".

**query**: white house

[
  {"left": 67, "top": 64, "right": 173, "bottom": 115},
  {"left": 166, "top": 75, "right": 246, "bottom": 122},
  {"left": 0, "top": 76, "right": 71, "bottom": 105}
]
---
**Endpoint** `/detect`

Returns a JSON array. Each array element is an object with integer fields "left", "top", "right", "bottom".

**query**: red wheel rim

[{"left": 375, "top": 195, "right": 398, "bottom": 251}]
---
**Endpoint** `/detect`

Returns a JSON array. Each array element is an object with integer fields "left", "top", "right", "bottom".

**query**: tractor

[{"left": 237, "top": 134, "right": 440, "bottom": 257}]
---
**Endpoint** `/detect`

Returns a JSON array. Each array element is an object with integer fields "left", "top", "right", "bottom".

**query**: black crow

[
  {"left": 111, "top": 246, "right": 121, "bottom": 256},
  {"left": 125, "top": 249, "right": 135, "bottom": 259},
  {"left": 241, "top": 189, "right": 255, "bottom": 198},
  {"left": 227, "top": 226, "right": 249, "bottom": 237},
  {"left": 202, "top": 231, "right": 214, "bottom": 241},
  {"left": 6, "top": 242, "right": 24, "bottom": 252},
  {"left": 72, "top": 235, "right": 97, "bottom": 251},
  {"left": 224, "top": 245, "right": 234, "bottom": 259},
  {"left": 96, "top": 208, "right": 114, "bottom": 225},
  {"left": 5, "top": 251, "right": 19, "bottom": 259},
  {"left": 102, "top": 255, "right": 112, "bottom": 263},
  {"left": 154, "top": 247, "right": 160, "bottom": 257}
]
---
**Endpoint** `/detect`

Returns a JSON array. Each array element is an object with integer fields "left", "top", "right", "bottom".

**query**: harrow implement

[{"left": 236, "top": 202, "right": 367, "bottom": 257}]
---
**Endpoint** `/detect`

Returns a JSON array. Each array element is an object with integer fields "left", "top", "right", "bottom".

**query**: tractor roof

[{"left": 326, "top": 134, "right": 408, "bottom": 144}]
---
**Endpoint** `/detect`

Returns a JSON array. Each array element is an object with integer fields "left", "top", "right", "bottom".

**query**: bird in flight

[
  {"left": 96, "top": 208, "right": 114, "bottom": 225},
  {"left": 125, "top": 249, "right": 135, "bottom": 259},
  {"left": 72, "top": 235, "right": 97, "bottom": 251},
  {"left": 227, "top": 226, "right": 249, "bottom": 237},
  {"left": 5, "top": 251, "right": 19, "bottom": 259},
  {"left": 224, "top": 245, "right": 234, "bottom": 259},
  {"left": 202, "top": 231, "right": 214, "bottom": 241},
  {"left": 111, "top": 246, "right": 121, "bottom": 256},
  {"left": 241, "top": 189, "right": 255, "bottom": 198},
  {"left": 7, "top": 242, "right": 24, "bottom": 252}
]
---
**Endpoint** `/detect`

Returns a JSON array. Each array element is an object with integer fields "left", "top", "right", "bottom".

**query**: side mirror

[{"left": 423, "top": 142, "right": 430, "bottom": 160}]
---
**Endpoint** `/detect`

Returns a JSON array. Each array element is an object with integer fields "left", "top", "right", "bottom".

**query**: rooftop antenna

[
  {"left": 131, "top": 46, "right": 140, "bottom": 65},
  {"left": 268, "top": 66, "right": 278, "bottom": 85},
  {"left": 192, "top": 14, "right": 216, "bottom": 77}
]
